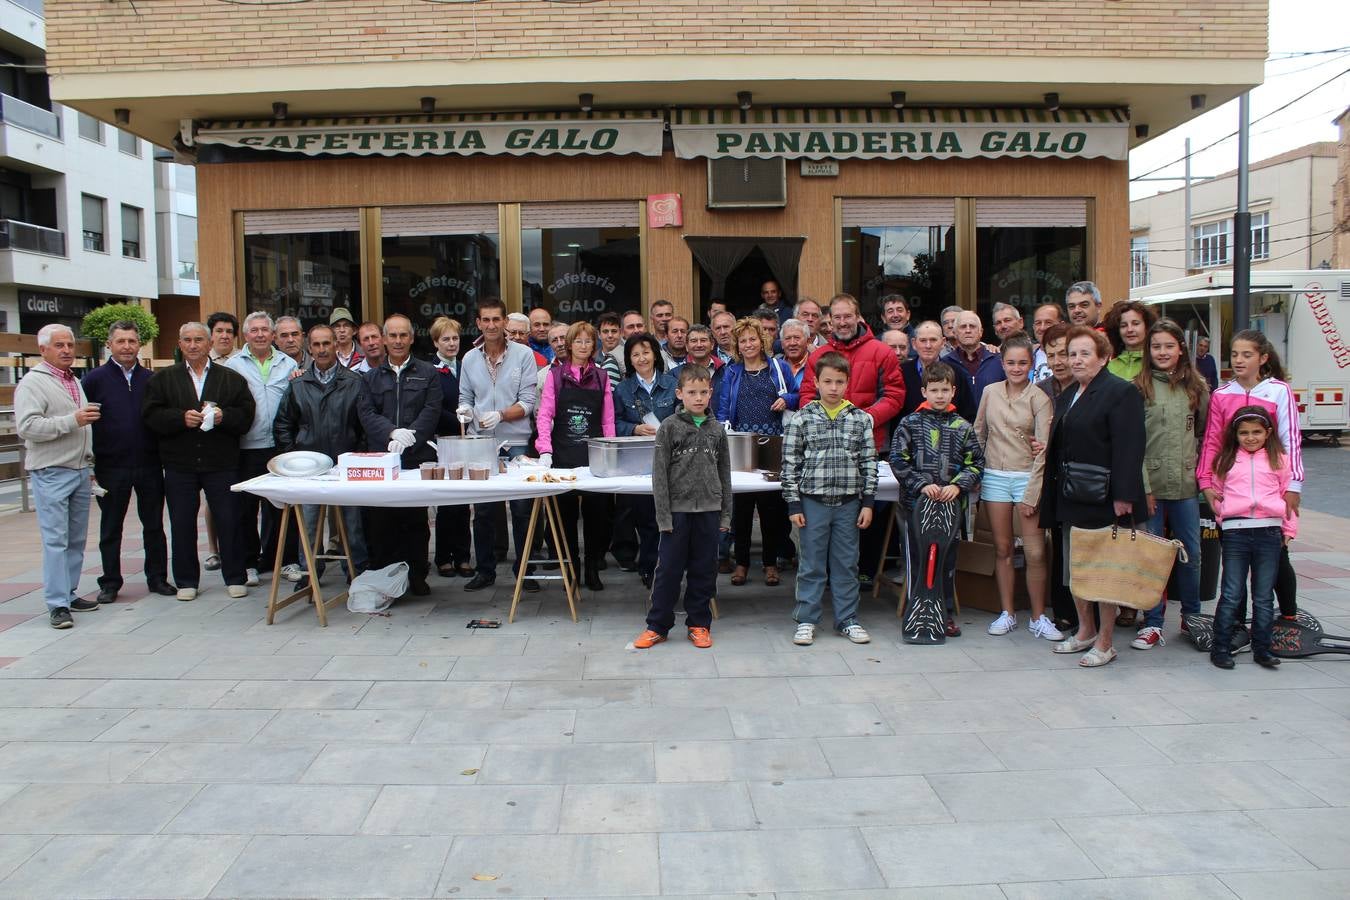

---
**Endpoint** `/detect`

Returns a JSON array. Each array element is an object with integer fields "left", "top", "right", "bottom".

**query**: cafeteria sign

[{"left": 670, "top": 107, "right": 1129, "bottom": 161}]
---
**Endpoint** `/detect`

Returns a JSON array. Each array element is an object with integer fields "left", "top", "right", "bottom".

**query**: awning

[
  {"left": 1138, "top": 288, "right": 1232, "bottom": 306},
  {"left": 191, "top": 110, "right": 665, "bottom": 158},
  {"left": 671, "top": 107, "right": 1128, "bottom": 161}
]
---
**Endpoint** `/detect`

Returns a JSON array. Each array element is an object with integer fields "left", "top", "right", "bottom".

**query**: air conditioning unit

[{"left": 707, "top": 158, "right": 787, "bottom": 209}]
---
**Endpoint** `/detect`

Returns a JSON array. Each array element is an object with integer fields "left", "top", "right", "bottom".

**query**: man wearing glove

[
  {"left": 457, "top": 297, "right": 539, "bottom": 591},
  {"left": 356, "top": 314, "right": 442, "bottom": 597}
]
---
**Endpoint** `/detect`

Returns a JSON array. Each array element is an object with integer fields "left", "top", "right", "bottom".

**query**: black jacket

[
  {"left": 357, "top": 356, "right": 443, "bottom": 467},
  {"left": 434, "top": 362, "right": 461, "bottom": 437},
  {"left": 900, "top": 358, "right": 975, "bottom": 419},
  {"left": 273, "top": 364, "right": 365, "bottom": 458},
  {"left": 1039, "top": 367, "right": 1147, "bottom": 529},
  {"left": 142, "top": 362, "right": 255, "bottom": 472}
]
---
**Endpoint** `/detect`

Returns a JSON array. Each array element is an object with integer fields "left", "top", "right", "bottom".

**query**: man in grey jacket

[{"left": 17, "top": 325, "right": 101, "bottom": 629}]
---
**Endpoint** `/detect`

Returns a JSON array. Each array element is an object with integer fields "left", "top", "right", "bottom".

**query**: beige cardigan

[
  {"left": 15, "top": 365, "right": 93, "bottom": 471},
  {"left": 973, "top": 380, "right": 1052, "bottom": 507}
]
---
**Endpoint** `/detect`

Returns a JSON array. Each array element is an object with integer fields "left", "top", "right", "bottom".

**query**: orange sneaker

[
  {"left": 687, "top": 627, "right": 713, "bottom": 649},
  {"left": 632, "top": 629, "right": 667, "bottom": 649}
]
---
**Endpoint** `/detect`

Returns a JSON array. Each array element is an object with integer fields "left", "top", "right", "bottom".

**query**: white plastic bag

[{"left": 347, "top": 562, "right": 409, "bottom": 614}]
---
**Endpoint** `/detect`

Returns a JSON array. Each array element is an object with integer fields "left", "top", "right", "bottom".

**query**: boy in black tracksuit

[{"left": 633, "top": 366, "right": 732, "bottom": 649}]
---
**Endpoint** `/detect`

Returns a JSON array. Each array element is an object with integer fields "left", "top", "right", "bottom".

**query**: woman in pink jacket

[
  {"left": 535, "top": 321, "right": 616, "bottom": 591},
  {"left": 1197, "top": 329, "right": 1302, "bottom": 620}
]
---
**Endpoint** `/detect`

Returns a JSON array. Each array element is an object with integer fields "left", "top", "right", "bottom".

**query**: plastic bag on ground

[{"left": 347, "top": 562, "right": 409, "bottom": 614}]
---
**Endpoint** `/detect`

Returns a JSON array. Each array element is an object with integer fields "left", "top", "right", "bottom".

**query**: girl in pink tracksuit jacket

[
  {"left": 1208, "top": 406, "right": 1297, "bottom": 669},
  {"left": 1197, "top": 329, "right": 1303, "bottom": 619}
]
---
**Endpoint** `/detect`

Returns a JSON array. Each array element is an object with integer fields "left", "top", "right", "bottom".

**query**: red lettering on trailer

[{"left": 1304, "top": 285, "right": 1350, "bottom": 369}]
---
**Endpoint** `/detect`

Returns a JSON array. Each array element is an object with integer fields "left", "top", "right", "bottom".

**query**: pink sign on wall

[{"left": 647, "top": 193, "right": 683, "bottom": 228}]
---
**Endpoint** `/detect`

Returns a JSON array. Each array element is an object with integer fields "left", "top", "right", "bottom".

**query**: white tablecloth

[
  {"left": 232, "top": 471, "right": 576, "bottom": 508},
  {"left": 568, "top": 464, "right": 902, "bottom": 502}
]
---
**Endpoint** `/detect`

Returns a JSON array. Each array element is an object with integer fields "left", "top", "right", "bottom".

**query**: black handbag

[{"left": 1060, "top": 461, "right": 1111, "bottom": 505}]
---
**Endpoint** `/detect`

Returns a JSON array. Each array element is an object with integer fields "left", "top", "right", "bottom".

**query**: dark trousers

[
  {"left": 645, "top": 510, "right": 719, "bottom": 635},
  {"left": 236, "top": 448, "right": 281, "bottom": 572},
  {"left": 732, "top": 491, "right": 789, "bottom": 568},
  {"left": 610, "top": 498, "right": 639, "bottom": 564},
  {"left": 554, "top": 490, "right": 613, "bottom": 566},
  {"left": 366, "top": 506, "right": 430, "bottom": 580},
  {"left": 627, "top": 495, "right": 661, "bottom": 578},
  {"left": 474, "top": 498, "right": 534, "bottom": 578},
  {"left": 858, "top": 499, "right": 892, "bottom": 576},
  {"left": 94, "top": 463, "right": 168, "bottom": 590},
  {"left": 164, "top": 467, "right": 244, "bottom": 588},
  {"left": 434, "top": 505, "right": 471, "bottom": 567},
  {"left": 1049, "top": 524, "right": 1079, "bottom": 629},
  {"left": 1214, "top": 526, "right": 1282, "bottom": 659},
  {"left": 1234, "top": 542, "right": 1298, "bottom": 621}
]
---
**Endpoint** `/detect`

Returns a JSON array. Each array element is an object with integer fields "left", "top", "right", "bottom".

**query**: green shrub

[{"left": 80, "top": 303, "right": 160, "bottom": 347}]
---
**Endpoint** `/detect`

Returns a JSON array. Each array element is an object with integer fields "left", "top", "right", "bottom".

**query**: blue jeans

[
  {"left": 298, "top": 505, "right": 367, "bottom": 578},
  {"left": 793, "top": 497, "right": 863, "bottom": 629},
  {"left": 1142, "top": 496, "right": 1202, "bottom": 627},
  {"left": 1212, "top": 526, "right": 1282, "bottom": 659},
  {"left": 31, "top": 466, "right": 92, "bottom": 612}
]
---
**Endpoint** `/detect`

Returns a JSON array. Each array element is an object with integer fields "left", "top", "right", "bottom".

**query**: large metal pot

[
  {"left": 436, "top": 435, "right": 500, "bottom": 472},
  {"left": 587, "top": 436, "right": 656, "bottom": 477},
  {"left": 726, "top": 431, "right": 781, "bottom": 472}
]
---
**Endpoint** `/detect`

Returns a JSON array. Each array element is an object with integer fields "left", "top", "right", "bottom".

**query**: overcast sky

[{"left": 1128, "top": 0, "right": 1350, "bottom": 201}]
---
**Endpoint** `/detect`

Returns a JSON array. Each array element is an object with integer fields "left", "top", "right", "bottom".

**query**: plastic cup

[
  {"left": 432, "top": 466, "right": 446, "bottom": 480},
  {"left": 468, "top": 464, "right": 491, "bottom": 481},
  {"left": 445, "top": 462, "right": 465, "bottom": 480},
  {"left": 420, "top": 462, "right": 436, "bottom": 480}
]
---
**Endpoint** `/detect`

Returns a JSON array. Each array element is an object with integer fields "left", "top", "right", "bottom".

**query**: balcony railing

[
  {"left": 0, "top": 94, "right": 60, "bottom": 140},
  {"left": 0, "top": 219, "right": 66, "bottom": 256}
]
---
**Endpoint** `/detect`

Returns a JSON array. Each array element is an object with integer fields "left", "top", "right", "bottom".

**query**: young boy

[
  {"left": 889, "top": 362, "right": 984, "bottom": 637},
  {"left": 781, "top": 352, "right": 877, "bottom": 645},
  {"left": 633, "top": 365, "right": 733, "bottom": 650}
]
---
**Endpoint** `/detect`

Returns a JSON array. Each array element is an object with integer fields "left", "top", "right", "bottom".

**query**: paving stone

[
  {"left": 70, "top": 678, "right": 238, "bottom": 709},
  {"left": 780, "top": 889, "right": 1006, "bottom": 900},
  {"left": 1000, "top": 874, "right": 1236, "bottom": 900},
  {"left": 656, "top": 738, "right": 832, "bottom": 782},
  {"left": 817, "top": 733, "right": 1006, "bottom": 777},
  {"left": 256, "top": 709, "right": 426, "bottom": 743},
  {"left": 1165, "top": 689, "right": 1343, "bottom": 723},
  {"left": 503, "top": 678, "right": 652, "bottom": 708},
  {"left": 876, "top": 698, "right": 1049, "bottom": 734},
  {"left": 416, "top": 708, "right": 576, "bottom": 744},
  {"left": 478, "top": 742, "right": 655, "bottom": 784},
  {"left": 302, "top": 744, "right": 488, "bottom": 784},
  {"left": 1245, "top": 807, "right": 1350, "bottom": 869},
  {"left": 648, "top": 674, "right": 799, "bottom": 708},
  {"left": 211, "top": 679, "right": 373, "bottom": 709},
  {"left": 660, "top": 828, "right": 885, "bottom": 894},
  {"left": 1133, "top": 721, "right": 1335, "bottom": 762},
  {"left": 314, "top": 655, "right": 455, "bottom": 681},
  {"left": 728, "top": 702, "right": 892, "bottom": 739},
  {"left": 1060, "top": 810, "right": 1312, "bottom": 876},
  {"left": 447, "top": 655, "right": 585, "bottom": 681},
  {"left": 0, "top": 678, "right": 102, "bottom": 707},
  {"left": 0, "top": 834, "right": 49, "bottom": 885},
  {"left": 839, "top": 646, "right": 984, "bottom": 675},
  {"left": 574, "top": 706, "right": 733, "bottom": 742},
  {"left": 0, "top": 783, "right": 199, "bottom": 834},
  {"left": 0, "top": 707, "right": 128, "bottom": 741},
  {"left": 582, "top": 649, "right": 719, "bottom": 679},
  {"left": 712, "top": 650, "right": 852, "bottom": 677},
  {"left": 928, "top": 768, "right": 1139, "bottom": 822},
  {"left": 361, "top": 784, "right": 562, "bottom": 834},
  {"left": 95, "top": 708, "right": 275, "bottom": 743},
  {"left": 0, "top": 740, "right": 159, "bottom": 783},
  {"left": 1219, "top": 869, "right": 1350, "bottom": 900},
  {"left": 789, "top": 673, "right": 940, "bottom": 705},
  {"left": 54, "top": 653, "right": 204, "bottom": 680},
  {"left": 1020, "top": 692, "right": 1196, "bottom": 728},
  {"left": 1269, "top": 756, "right": 1350, "bottom": 805},
  {"left": 980, "top": 727, "right": 1165, "bottom": 770},
  {"left": 184, "top": 654, "right": 333, "bottom": 680},
  {"left": 750, "top": 775, "right": 952, "bottom": 827},
  {"left": 559, "top": 781, "right": 756, "bottom": 832},
  {"left": 0, "top": 834, "right": 248, "bottom": 899},
  {"left": 165, "top": 783, "right": 380, "bottom": 835},
  {"left": 358, "top": 680, "right": 510, "bottom": 709},
  {"left": 401, "top": 634, "right": 528, "bottom": 656},
  {"left": 129, "top": 742, "right": 323, "bottom": 784},
  {"left": 276, "top": 634, "right": 412, "bottom": 656},
  {"left": 863, "top": 820, "right": 1100, "bottom": 887},
  {"left": 210, "top": 835, "right": 450, "bottom": 898},
  {"left": 437, "top": 833, "right": 656, "bottom": 897},
  {"left": 1100, "top": 761, "right": 1328, "bottom": 812}
]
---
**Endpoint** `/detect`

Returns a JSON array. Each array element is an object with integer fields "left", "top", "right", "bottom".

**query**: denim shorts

[{"left": 981, "top": 469, "right": 1031, "bottom": 504}]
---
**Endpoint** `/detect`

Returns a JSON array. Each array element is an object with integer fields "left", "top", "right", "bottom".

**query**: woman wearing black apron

[{"left": 535, "top": 321, "right": 616, "bottom": 591}]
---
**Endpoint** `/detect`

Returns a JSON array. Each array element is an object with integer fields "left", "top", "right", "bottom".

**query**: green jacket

[
  {"left": 1141, "top": 371, "right": 1209, "bottom": 499},
  {"left": 1107, "top": 349, "right": 1144, "bottom": 382}
]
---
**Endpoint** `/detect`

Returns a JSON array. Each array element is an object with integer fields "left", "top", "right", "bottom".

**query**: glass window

[
  {"left": 1130, "top": 236, "right": 1150, "bottom": 288},
  {"left": 382, "top": 232, "right": 501, "bottom": 354},
  {"left": 522, "top": 226, "right": 640, "bottom": 323},
  {"left": 77, "top": 112, "right": 103, "bottom": 143},
  {"left": 117, "top": 129, "right": 139, "bottom": 156},
  {"left": 243, "top": 231, "right": 362, "bottom": 333},
  {"left": 1192, "top": 219, "right": 1231, "bottom": 268},
  {"left": 81, "top": 193, "right": 105, "bottom": 252},
  {"left": 976, "top": 226, "right": 1086, "bottom": 323},
  {"left": 177, "top": 214, "right": 197, "bottom": 279},
  {"left": 120, "top": 204, "right": 142, "bottom": 258},
  {"left": 841, "top": 225, "right": 955, "bottom": 326},
  {"left": 1250, "top": 211, "right": 1270, "bottom": 261}
]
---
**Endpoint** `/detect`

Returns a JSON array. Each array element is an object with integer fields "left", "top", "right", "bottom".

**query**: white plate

[{"left": 267, "top": 451, "right": 335, "bottom": 478}]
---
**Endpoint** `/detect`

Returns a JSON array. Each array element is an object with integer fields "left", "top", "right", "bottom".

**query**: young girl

[
  {"left": 1208, "top": 407, "right": 1296, "bottom": 669},
  {"left": 1197, "top": 329, "right": 1303, "bottom": 620},
  {"left": 973, "top": 333, "right": 1059, "bottom": 640}
]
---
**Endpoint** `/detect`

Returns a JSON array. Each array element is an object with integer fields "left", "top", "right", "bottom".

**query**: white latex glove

[
  {"left": 390, "top": 428, "right": 416, "bottom": 449},
  {"left": 478, "top": 410, "right": 503, "bottom": 430},
  {"left": 537, "top": 453, "right": 553, "bottom": 469},
  {"left": 199, "top": 411, "right": 215, "bottom": 432},
  {"left": 386, "top": 439, "right": 404, "bottom": 454},
  {"left": 456, "top": 404, "right": 473, "bottom": 424}
]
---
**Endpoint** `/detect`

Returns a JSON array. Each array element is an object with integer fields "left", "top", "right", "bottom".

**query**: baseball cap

[{"left": 329, "top": 307, "right": 354, "bottom": 326}]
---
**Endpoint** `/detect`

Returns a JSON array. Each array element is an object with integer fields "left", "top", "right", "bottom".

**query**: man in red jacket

[{"left": 799, "top": 293, "right": 905, "bottom": 453}]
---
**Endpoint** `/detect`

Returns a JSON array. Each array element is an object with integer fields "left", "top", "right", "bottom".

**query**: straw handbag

[{"left": 1069, "top": 522, "right": 1189, "bottom": 610}]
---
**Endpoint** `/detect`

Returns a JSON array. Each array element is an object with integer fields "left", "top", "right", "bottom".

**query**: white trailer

[{"left": 1131, "top": 269, "right": 1350, "bottom": 441}]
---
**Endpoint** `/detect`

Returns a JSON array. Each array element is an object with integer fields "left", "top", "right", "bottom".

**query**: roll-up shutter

[
  {"left": 242, "top": 208, "right": 360, "bottom": 235},
  {"left": 520, "top": 201, "right": 639, "bottom": 229},
  {"left": 975, "top": 198, "right": 1087, "bottom": 228},
  {"left": 841, "top": 198, "right": 955, "bottom": 227},
  {"left": 381, "top": 204, "right": 500, "bottom": 236}
]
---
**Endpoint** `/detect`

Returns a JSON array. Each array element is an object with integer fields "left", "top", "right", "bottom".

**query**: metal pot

[
  {"left": 726, "top": 431, "right": 780, "bottom": 473},
  {"left": 587, "top": 436, "right": 656, "bottom": 477},
  {"left": 436, "top": 436, "right": 500, "bottom": 473}
]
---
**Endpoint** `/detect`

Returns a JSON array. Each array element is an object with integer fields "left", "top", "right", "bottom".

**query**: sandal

[
  {"left": 1079, "top": 646, "right": 1118, "bottom": 667},
  {"left": 763, "top": 566, "right": 780, "bottom": 587},
  {"left": 1052, "top": 634, "right": 1098, "bottom": 654},
  {"left": 1116, "top": 609, "right": 1138, "bottom": 628},
  {"left": 730, "top": 566, "right": 748, "bottom": 586}
]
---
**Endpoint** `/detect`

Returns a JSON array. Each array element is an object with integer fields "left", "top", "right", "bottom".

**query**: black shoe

[
  {"left": 616, "top": 557, "right": 638, "bottom": 573},
  {"left": 96, "top": 588, "right": 118, "bottom": 604},
  {"left": 1211, "top": 655, "right": 1236, "bottom": 669},
  {"left": 583, "top": 564, "right": 605, "bottom": 591},
  {"left": 464, "top": 573, "right": 495, "bottom": 592},
  {"left": 718, "top": 559, "right": 733, "bottom": 574},
  {"left": 409, "top": 576, "right": 431, "bottom": 597},
  {"left": 1255, "top": 654, "right": 1281, "bottom": 669},
  {"left": 640, "top": 572, "right": 652, "bottom": 589},
  {"left": 147, "top": 580, "right": 176, "bottom": 597},
  {"left": 596, "top": 558, "right": 608, "bottom": 571},
  {"left": 50, "top": 607, "right": 73, "bottom": 629},
  {"left": 523, "top": 578, "right": 541, "bottom": 593},
  {"left": 70, "top": 597, "right": 99, "bottom": 612}
]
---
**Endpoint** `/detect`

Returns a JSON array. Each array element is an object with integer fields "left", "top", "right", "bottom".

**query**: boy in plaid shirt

[{"left": 781, "top": 352, "right": 878, "bottom": 645}]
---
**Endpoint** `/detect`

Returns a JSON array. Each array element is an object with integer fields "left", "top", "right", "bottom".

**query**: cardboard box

[
  {"left": 953, "top": 538, "right": 1032, "bottom": 613},
  {"left": 337, "top": 451, "right": 402, "bottom": 482}
]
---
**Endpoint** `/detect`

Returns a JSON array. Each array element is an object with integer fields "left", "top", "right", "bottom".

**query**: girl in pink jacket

[{"left": 1208, "top": 406, "right": 1296, "bottom": 670}]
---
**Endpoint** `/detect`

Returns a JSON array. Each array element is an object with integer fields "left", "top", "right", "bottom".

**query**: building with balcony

[
  {"left": 0, "top": 0, "right": 156, "bottom": 344},
  {"left": 43, "top": 0, "right": 1268, "bottom": 349}
]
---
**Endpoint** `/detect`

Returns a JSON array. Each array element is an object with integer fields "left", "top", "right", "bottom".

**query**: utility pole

[
  {"left": 1183, "top": 137, "right": 1193, "bottom": 272},
  {"left": 1232, "top": 93, "right": 1252, "bottom": 330}
]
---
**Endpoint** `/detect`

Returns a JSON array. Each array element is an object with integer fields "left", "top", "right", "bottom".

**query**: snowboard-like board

[
  {"left": 1272, "top": 612, "right": 1350, "bottom": 658},
  {"left": 1182, "top": 613, "right": 1252, "bottom": 654},
  {"left": 903, "top": 496, "right": 960, "bottom": 645}
]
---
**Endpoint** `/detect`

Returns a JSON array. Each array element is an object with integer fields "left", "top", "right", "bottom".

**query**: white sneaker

[
  {"left": 281, "top": 564, "right": 304, "bottom": 583},
  {"left": 245, "top": 568, "right": 261, "bottom": 587},
  {"left": 176, "top": 587, "right": 196, "bottom": 602},
  {"left": 988, "top": 611, "right": 1017, "bottom": 635},
  {"left": 226, "top": 585, "right": 248, "bottom": 599},
  {"left": 793, "top": 623, "right": 816, "bottom": 645},
  {"left": 1028, "top": 615, "right": 1065, "bottom": 641},
  {"left": 838, "top": 623, "right": 871, "bottom": 644}
]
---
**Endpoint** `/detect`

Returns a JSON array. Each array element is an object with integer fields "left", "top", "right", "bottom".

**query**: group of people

[{"left": 17, "top": 279, "right": 1301, "bottom": 670}]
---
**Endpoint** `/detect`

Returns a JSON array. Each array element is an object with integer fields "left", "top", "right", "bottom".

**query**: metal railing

[
  {"left": 0, "top": 93, "right": 60, "bottom": 139},
  {"left": 0, "top": 219, "right": 66, "bottom": 256}
]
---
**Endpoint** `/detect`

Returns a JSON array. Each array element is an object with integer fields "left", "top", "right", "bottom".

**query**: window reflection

[
  {"left": 243, "top": 231, "right": 362, "bottom": 332},
  {"left": 522, "top": 226, "right": 640, "bottom": 323},
  {"left": 840, "top": 225, "right": 955, "bottom": 326},
  {"left": 976, "top": 226, "right": 1085, "bottom": 324},
  {"left": 382, "top": 232, "right": 500, "bottom": 353}
]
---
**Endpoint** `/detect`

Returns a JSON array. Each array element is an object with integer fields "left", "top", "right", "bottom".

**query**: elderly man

[
  {"left": 18, "top": 325, "right": 100, "bottom": 628},
  {"left": 275, "top": 316, "right": 309, "bottom": 373},
  {"left": 1065, "top": 280, "right": 1103, "bottom": 328},
  {"left": 902, "top": 321, "right": 975, "bottom": 417},
  {"left": 528, "top": 307, "right": 554, "bottom": 362},
  {"left": 942, "top": 310, "right": 1005, "bottom": 419},
  {"left": 1030, "top": 302, "right": 1065, "bottom": 381},
  {"left": 882, "top": 329, "right": 910, "bottom": 364},
  {"left": 793, "top": 299, "right": 828, "bottom": 349},
  {"left": 351, "top": 322, "right": 386, "bottom": 373},
  {"left": 82, "top": 320, "right": 173, "bottom": 604},
  {"left": 710, "top": 310, "right": 736, "bottom": 363},
  {"left": 273, "top": 323, "right": 368, "bottom": 582},
  {"left": 759, "top": 279, "right": 793, "bottom": 326},
  {"left": 330, "top": 307, "right": 362, "bottom": 368},
  {"left": 144, "top": 322, "right": 255, "bottom": 602},
  {"left": 673, "top": 324, "right": 726, "bottom": 394},
  {"left": 648, "top": 299, "right": 674, "bottom": 342},
  {"left": 207, "top": 312, "right": 238, "bottom": 363},
  {"left": 1195, "top": 336, "right": 1219, "bottom": 390},
  {"left": 357, "top": 314, "right": 442, "bottom": 597},
  {"left": 226, "top": 312, "right": 298, "bottom": 586},
  {"left": 751, "top": 307, "right": 781, "bottom": 349},
  {"left": 663, "top": 315, "right": 690, "bottom": 368},
  {"left": 538, "top": 322, "right": 570, "bottom": 394},
  {"left": 991, "top": 302, "right": 1025, "bottom": 342},
  {"left": 507, "top": 313, "right": 550, "bottom": 368},
  {"left": 778, "top": 318, "right": 812, "bottom": 418},
  {"left": 940, "top": 305, "right": 963, "bottom": 351}
]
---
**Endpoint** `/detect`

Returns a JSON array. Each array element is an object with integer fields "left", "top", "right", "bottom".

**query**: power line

[
  {"left": 1267, "top": 46, "right": 1350, "bottom": 59},
  {"left": 1131, "top": 228, "right": 1333, "bottom": 252}
]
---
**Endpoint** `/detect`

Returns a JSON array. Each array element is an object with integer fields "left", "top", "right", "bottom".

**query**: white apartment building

[{"left": 0, "top": 0, "right": 157, "bottom": 341}]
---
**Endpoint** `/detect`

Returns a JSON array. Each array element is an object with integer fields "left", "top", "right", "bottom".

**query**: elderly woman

[
  {"left": 613, "top": 333, "right": 677, "bottom": 587},
  {"left": 1039, "top": 326, "right": 1147, "bottom": 667},
  {"left": 536, "top": 321, "right": 615, "bottom": 591},
  {"left": 431, "top": 316, "right": 473, "bottom": 578}
]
